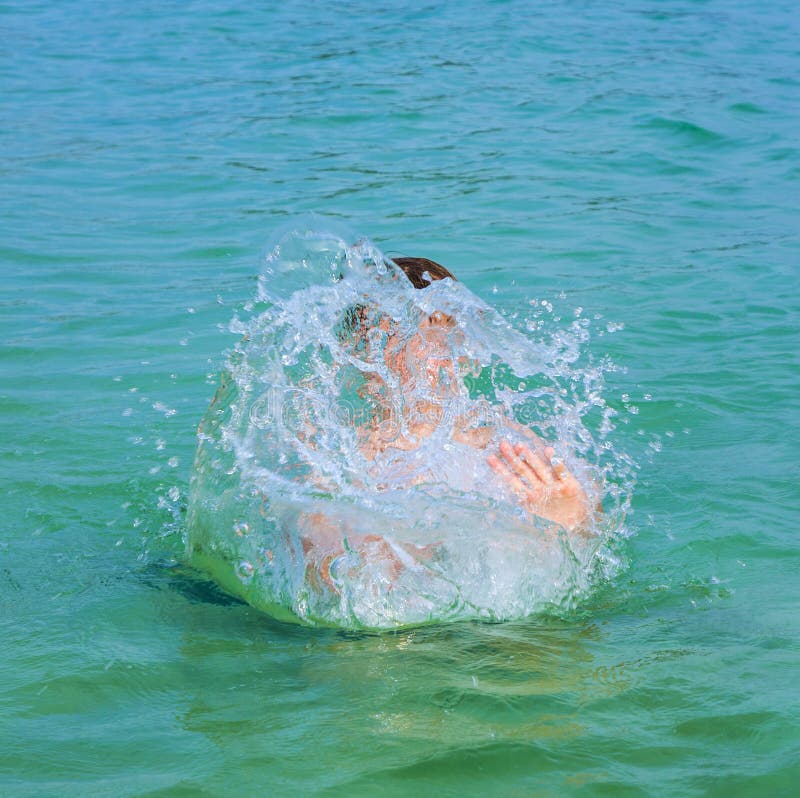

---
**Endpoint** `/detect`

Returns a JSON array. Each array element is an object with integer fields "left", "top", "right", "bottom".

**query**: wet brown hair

[{"left": 391, "top": 257, "right": 457, "bottom": 289}]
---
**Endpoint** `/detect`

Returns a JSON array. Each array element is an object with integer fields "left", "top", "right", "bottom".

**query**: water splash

[{"left": 186, "top": 232, "right": 637, "bottom": 628}]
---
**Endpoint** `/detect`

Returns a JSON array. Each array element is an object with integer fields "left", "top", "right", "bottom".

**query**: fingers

[
  {"left": 517, "top": 441, "right": 574, "bottom": 483},
  {"left": 487, "top": 453, "right": 532, "bottom": 502},
  {"left": 551, "top": 461, "right": 567, "bottom": 480},
  {"left": 507, "top": 440, "right": 555, "bottom": 486},
  {"left": 542, "top": 446, "right": 566, "bottom": 481},
  {"left": 497, "top": 440, "right": 542, "bottom": 486}
]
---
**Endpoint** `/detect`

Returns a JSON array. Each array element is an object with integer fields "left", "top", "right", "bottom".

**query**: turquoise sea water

[{"left": 2, "top": 0, "right": 799, "bottom": 794}]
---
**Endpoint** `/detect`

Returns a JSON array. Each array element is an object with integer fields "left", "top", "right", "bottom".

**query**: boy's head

[
  {"left": 337, "top": 256, "right": 460, "bottom": 389},
  {"left": 337, "top": 256, "right": 456, "bottom": 345}
]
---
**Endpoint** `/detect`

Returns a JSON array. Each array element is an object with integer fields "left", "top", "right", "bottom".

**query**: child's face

[{"left": 385, "top": 310, "right": 461, "bottom": 391}]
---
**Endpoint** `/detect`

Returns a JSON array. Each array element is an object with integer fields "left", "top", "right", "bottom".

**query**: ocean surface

[{"left": 2, "top": 0, "right": 799, "bottom": 795}]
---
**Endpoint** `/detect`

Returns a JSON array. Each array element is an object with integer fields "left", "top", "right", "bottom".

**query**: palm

[{"left": 487, "top": 441, "right": 590, "bottom": 531}]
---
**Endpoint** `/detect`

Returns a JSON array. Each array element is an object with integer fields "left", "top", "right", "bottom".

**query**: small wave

[{"left": 639, "top": 116, "right": 728, "bottom": 146}]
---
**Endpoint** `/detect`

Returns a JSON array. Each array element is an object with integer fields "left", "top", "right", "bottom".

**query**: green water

[{"left": 2, "top": 0, "right": 799, "bottom": 794}]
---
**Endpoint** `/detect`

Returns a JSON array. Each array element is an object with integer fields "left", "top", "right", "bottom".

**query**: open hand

[{"left": 487, "top": 440, "right": 591, "bottom": 531}]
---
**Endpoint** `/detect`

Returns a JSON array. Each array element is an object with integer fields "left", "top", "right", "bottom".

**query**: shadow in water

[{"left": 139, "top": 560, "right": 248, "bottom": 608}]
